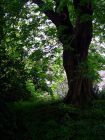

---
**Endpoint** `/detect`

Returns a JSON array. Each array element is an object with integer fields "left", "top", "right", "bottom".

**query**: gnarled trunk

[
  {"left": 62, "top": 20, "right": 94, "bottom": 105},
  {"left": 55, "top": 0, "right": 94, "bottom": 106},
  {"left": 63, "top": 51, "right": 94, "bottom": 105}
]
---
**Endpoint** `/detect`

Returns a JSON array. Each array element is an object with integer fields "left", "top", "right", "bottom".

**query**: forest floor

[{"left": 0, "top": 98, "right": 105, "bottom": 140}]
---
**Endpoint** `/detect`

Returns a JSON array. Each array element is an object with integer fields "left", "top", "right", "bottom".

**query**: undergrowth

[{"left": 0, "top": 97, "right": 105, "bottom": 140}]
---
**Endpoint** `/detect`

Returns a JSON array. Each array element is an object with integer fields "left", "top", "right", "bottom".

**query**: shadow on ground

[{"left": 1, "top": 99, "right": 105, "bottom": 140}]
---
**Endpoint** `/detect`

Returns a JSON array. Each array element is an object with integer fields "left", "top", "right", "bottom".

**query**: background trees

[{"left": 0, "top": 0, "right": 64, "bottom": 101}]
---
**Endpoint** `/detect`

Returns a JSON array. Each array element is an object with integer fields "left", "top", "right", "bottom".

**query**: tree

[
  {"left": 0, "top": 1, "right": 63, "bottom": 100},
  {"left": 20, "top": 0, "right": 94, "bottom": 105},
  {"left": 2, "top": 0, "right": 105, "bottom": 105},
  {"left": 0, "top": 1, "right": 32, "bottom": 101}
]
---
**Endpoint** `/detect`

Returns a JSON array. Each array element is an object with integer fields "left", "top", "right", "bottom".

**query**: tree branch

[
  {"left": 24, "top": 0, "right": 74, "bottom": 32},
  {"left": 32, "top": 0, "right": 73, "bottom": 30},
  {"left": 32, "top": 0, "right": 61, "bottom": 26},
  {"left": 53, "top": 0, "right": 74, "bottom": 32}
]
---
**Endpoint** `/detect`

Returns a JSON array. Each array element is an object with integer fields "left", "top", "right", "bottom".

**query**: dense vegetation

[
  {"left": 0, "top": 0, "right": 105, "bottom": 139},
  {"left": 1, "top": 99, "right": 105, "bottom": 140}
]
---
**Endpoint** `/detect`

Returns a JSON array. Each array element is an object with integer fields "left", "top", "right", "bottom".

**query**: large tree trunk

[
  {"left": 55, "top": 0, "right": 94, "bottom": 106},
  {"left": 58, "top": 19, "right": 94, "bottom": 105},
  {"left": 62, "top": 21, "right": 94, "bottom": 105},
  {"left": 63, "top": 48, "right": 94, "bottom": 105}
]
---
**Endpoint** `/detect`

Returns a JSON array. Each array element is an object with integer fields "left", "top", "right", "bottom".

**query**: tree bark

[
  {"left": 63, "top": 48, "right": 94, "bottom": 105},
  {"left": 56, "top": 0, "right": 94, "bottom": 106},
  {"left": 63, "top": 23, "right": 94, "bottom": 106},
  {"left": 62, "top": 30, "right": 94, "bottom": 105}
]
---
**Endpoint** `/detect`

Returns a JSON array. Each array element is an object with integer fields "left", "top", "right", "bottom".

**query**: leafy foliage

[
  {"left": 0, "top": 0, "right": 105, "bottom": 101},
  {"left": 0, "top": 0, "right": 64, "bottom": 101}
]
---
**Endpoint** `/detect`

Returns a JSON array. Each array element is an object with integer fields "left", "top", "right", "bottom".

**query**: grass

[{"left": 1, "top": 98, "right": 105, "bottom": 140}]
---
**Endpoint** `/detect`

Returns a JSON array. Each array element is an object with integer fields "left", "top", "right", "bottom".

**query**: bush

[
  {"left": 0, "top": 83, "right": 32, "bottom": 102},
  {"left": 99, "top": 87, "right": 105, "bottom": 99}
]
